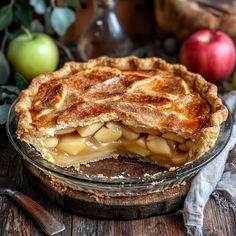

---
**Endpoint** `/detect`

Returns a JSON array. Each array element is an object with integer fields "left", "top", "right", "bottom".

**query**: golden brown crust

[{"left": 15, "top": 56, "right": 228, "bottom": 161}]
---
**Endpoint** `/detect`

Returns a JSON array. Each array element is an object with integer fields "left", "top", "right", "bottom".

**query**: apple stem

[{"left": 21, "top": 26, "right": 33, "bottom": 40}]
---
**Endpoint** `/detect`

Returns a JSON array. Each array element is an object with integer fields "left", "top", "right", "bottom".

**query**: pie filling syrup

[{"left": 42, "top": 121, "right": 193, "bottom": 168}]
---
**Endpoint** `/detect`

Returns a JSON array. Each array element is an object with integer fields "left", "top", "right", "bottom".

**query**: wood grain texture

[
  {"left": 0, "top": 125, "right": 235, "bottom": 236},
  {"left": 23, "top": 161, "right": 189, "bottom": 220}
]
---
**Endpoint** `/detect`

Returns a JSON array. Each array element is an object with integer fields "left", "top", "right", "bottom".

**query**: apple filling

[{"left": 42, "top": 122, "right": 194, "bottom": 168}]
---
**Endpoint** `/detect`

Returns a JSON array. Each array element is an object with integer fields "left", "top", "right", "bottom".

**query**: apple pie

[{"left": 15, "top": 56, "right": 228, "bottom": 168}]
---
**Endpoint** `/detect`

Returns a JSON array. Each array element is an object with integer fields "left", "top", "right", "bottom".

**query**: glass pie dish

[{"left": 7, "top": 99, "right": 233, "bottom": 198}]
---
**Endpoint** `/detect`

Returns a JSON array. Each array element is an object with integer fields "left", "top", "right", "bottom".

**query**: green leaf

[
  {"left": 0, "top": 85, "right": 19, "bottom": 107},
  {"left": 0, "top": 5, "right": 13, "bottom": 31},
  {"left": 0, "top": 104, "right": 11, "bottom": 124},
  {"left": 64, "top": 0, "right": 80, "bottom": 8},
  {"left": 15, "top": 73, "right": 29, "bottom": 90},
  {"left": 1, "top": 85, "right": 19, "bottom": 94},
  {"left": 50, "top": 7, "right": 76, "bottom": 36},
  {"left": 15, "top": 1, "right": 32, "bottom": 28},
  {"left": 30, "top": 19, "right": 44, "bottom": 32},
  {"left": 0, "top": 52, "right": 10, "bottom": 85},
  {"left": 30, "top": 0, "right": 47, "bottom": 14}
]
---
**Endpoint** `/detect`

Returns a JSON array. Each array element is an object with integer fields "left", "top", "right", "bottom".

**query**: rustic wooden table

[{"left": 0, "top": 126, "right": 235, "bottom": 236}]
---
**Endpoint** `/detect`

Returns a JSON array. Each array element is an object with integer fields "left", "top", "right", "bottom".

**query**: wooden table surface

[{"left": 0, "top": 126, "right": 236, "bottom": 236}]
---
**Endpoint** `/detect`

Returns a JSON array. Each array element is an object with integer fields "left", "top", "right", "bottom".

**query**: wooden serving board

[{"left": 23, "top": 158, "right": 190, "bottom": 220}]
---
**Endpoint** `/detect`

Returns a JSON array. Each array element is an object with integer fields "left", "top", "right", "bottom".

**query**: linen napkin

[{"left": 183, "top": 91, "right": 236, "bottom": 236}]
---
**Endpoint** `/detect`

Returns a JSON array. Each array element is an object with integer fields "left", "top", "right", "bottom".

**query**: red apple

[{"left": 179, "top": 29, "right": 236, "bottom": 83}]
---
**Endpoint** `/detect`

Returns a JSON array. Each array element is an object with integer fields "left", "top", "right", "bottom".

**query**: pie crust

[{"left": 15, "top": 56, "right": 228, "bottom": 168}]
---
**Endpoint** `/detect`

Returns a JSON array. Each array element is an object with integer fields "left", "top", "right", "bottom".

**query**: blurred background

[{"left": 1, "top": 0, "right": 236, "bottom": 124}]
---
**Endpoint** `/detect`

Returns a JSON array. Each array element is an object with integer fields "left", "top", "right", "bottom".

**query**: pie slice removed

[{"left": 15, "top": 56, "right": 228, "bottom": 168}]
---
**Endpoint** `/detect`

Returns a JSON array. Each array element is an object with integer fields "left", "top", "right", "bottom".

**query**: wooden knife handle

[{"left": 11, "top": 191, "right": 65, "bottom": 235}]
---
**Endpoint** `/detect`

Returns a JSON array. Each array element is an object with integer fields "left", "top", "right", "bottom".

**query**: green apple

[{"left": 7, "top": 33, "right": 59, "bottom": 80}]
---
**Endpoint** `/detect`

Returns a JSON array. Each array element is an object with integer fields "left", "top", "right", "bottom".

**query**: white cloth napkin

[{"left": 183, "top": 91, "right": 236, "bottom": 236}]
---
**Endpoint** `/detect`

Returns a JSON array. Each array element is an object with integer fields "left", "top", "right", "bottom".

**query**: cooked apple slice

[
  {"left": 178, "top": 143, "right": 188, "bottom": 151},
  {"left": 122, "top": 126, "right": 139, "bottom": 140},
  {"left": 53, "top": 153, "right": 81, "bottom": 167},
  {"left": 178, "top": 140, "right": 194, "bottom": 151},
  {"left": 54, "top": 148, "right": 117, "bottom": 167},
  {"left": 185, "top": 140, "right": 194, "bottom": 149},
  {"left": 125, "top": 143, "right": 150, "bottom": 157},
  {"left": 44, "top": 137, "right": 59, "bottom": 148},
  {"left": 162, "top": 132, "right": 185, "bottom": 144},
  {"left": 147, "top": 154, "right": 173, "bottom": 168},
  {"left": 106, "top": 122, "right": 122, "bottom": 131},
  {"left": 146, "top": 136, "right": 172, "bottom": 157},
  {"left": 166, "top": 140, "right": 177, "bottom": 151},
  {"left": 94, "top": 126, "right": 122, "bottom": 143},
  {"left": 56, "top": 127, "right": 77, "bottom": 135},
  {"left": 136, "top": 137, "right": 146, "bottom": 148},
  {"left": 57, "top": 134, "right": 86, "bottom": 155},
  {"left": 147, "top": 135, "right": 158, "bottom": 141},
  {"left": 77, "top": 122, "right": 103, "bottom": 137},
  {"left": 148, "top": 154, "right": 171, "bottom": 163},
  {"left": 130, "top": 127, "right": 161, "bottom": 135},
  {"left": 171, "top": 153, "right": 189, "bottom": 165}
]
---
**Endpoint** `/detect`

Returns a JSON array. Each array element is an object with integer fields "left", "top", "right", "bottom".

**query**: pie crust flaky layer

[{"left": 15, "top": 56, "right": 228, "bottom": 167}]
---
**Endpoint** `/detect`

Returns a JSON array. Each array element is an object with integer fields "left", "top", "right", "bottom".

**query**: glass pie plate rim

[{"left": 6, "top": 99, "right": 233, "bottom": 195}]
